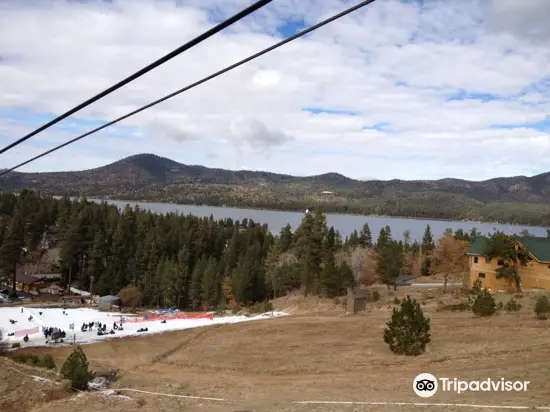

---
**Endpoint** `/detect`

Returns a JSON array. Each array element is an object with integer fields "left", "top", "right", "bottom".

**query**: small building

[
  {"left": 346, "top": 286, "right": 368, "bottom": 314},
  {"left": 466, "top": 236, "right": 550, "bottom": 291},
  {"left": 7, "top": 273, "right": 44, "bottom": 296},
  {"left": 99, "top": 295, "right": 121, "bottom": 311},
  {"left": 39, "top": 284, "right": 65, "bottom": 295}
]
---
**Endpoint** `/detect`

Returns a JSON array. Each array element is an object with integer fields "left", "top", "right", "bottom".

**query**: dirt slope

[{"left": 11, "top": 293, "right": 550, "bottom": 411}]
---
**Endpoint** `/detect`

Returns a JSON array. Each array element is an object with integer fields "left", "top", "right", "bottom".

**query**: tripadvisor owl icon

[{"left": 413, "top": 373, "right": 438, "bottom": 397}]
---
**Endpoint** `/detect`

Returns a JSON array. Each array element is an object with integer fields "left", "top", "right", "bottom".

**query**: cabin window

[
  {"left": 473, "top": 257, "right": 478, "bottom": 263},
  {"left": 478, "top": 272, "right": 486, "bottom": 278},
  {"left": 497, "top": 259, "right": 504, "bottom": 266}
]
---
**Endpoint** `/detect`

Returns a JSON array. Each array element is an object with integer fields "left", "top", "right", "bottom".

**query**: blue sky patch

[
  {"left": 447, "top": 90, "right": 499, "bottom": 102},
  {"left": 362, "top": 122, "right": 390, "bottom": 131},
  {"left": 303, "top": 107, "right": 358, "bottom": 116},
  {"left": 491, "top": 119, "right": 550, "bottom": 132},
  {"left": 277, "top": 18, "right": 306, "bottom": 38},
  {"left": 0, "top": 107, "right": 139, "bottom": 141}
]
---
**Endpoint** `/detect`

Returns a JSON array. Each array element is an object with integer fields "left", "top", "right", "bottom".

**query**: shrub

[
  {"left": 61, "top": 346, "right": 92, "bottom": 391},
  {"left": 470, "top": 279, "right": 482, "bottom": 296},
  {"left": 118, "top": 285, "right": 142, "bottom": 308},
  {"left": 505, "top": 298, "right": 522, "bottom": 312},
  {"left": 534, "top": 295, "right": 550, "bottom": 320},
  {"left": 393, "top": 297, "right": 401, "bottom": 305},
  {"left": 436, "top": 301, "right": 470, "bottom": 312},
  {"left": 41, "top": 354, "right": 56, "bottom": 369},
  {"left": 248, "top": 301, "right": 273, "bottom": 314},
  {"left": 471, "top": 288, "right": 496, "bottom": 317},
  {"left": 383, "top": 296, "right": 431, "bottom": 356},
  {"left": 370, "top": 290, "right": 381, "bottom": 302}
]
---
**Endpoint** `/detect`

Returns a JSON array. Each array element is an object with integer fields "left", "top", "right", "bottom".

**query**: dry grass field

[{"left": 2, "top": 290, "right": 550, "bottom": 412}]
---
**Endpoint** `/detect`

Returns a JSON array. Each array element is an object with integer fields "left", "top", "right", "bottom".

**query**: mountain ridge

[
  {"left": 4, "top": 152, "right": 549, "bottom": 183},
  {"left": 2, "top": 153, "right": 550, "bottom": 225}
]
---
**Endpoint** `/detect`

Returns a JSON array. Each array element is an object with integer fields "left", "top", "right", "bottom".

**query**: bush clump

[
  {"left": 383, "top": 296, "right": 431, "bottom": 356},
  {"left": 61, "top": 346, "right": 92, "bottom": 391},
  {"left": 42, "top": 354, "right": 56, "bottom": 369},
  {"left": 470, "top": 279, "right": 482, "bottom": 296},
  {"left": 471, "top": 288, "right": 496, "bottom": 317},
  {"left": 534, "top": 295, "right": 550, "bottom": 320},
  {"left": 505, "top": 298, "right": 522, "bottom": 312},
  {"left": 10, "top": 353, "right": 56, "bottom": 369},
  {"left": 248, "top": 301, "right": 274, "bottom": 314}
]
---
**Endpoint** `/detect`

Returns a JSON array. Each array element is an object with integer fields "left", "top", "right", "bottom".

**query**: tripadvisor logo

[{"left": 413, "top": 373, "right": 530, "bottom": 397}]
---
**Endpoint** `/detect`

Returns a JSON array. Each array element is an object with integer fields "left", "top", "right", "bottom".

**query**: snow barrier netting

[
  {"left": 15, "top": 327, "right": 41, "bottom": 337},
  {"left": 124, "top": 312, "right": 213, "bottom": 323}
]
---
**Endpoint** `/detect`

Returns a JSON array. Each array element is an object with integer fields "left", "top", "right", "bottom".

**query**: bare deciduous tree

[
  {"left": 431, "top": 235, "right": 470, "bottom": 293},
  {"left": 119, "top": 284, "right": 142, "bottom": 308},
  {"left": 403, "top": 250, "right": 421, "bottom": 278},
  {"left": 347, "top": 246, "right": 378, "bottom": 286}
]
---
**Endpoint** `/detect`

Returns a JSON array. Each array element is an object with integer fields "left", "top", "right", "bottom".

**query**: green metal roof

[
  {"left": 466, "top": 235, "right": 550, "bottom": 263},
  {"left": 514, "top": 236, "right": 550, "bottom": 263},
  {"left": 466, "top": 237, "right": 486, "bottom": 256}
]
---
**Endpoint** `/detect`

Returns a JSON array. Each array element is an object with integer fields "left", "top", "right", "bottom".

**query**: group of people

[{"left": 81, "top": 320, "right": 123, "bottom": 336}]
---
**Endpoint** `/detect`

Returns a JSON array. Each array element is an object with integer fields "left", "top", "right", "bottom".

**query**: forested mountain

[
  {"left": 3, "top": 153, "right": 550, "bottom": 225},
  {"left": 0, "top": 191, "right": 478, "bottom": 306}
]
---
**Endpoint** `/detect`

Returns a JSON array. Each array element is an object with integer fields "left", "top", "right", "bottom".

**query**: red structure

[{"left": 124, "top": 312, "right": 213, "bottom": 323}]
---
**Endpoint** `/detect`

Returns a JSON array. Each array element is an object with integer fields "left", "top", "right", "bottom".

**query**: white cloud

[{"left": 0, "top": 0, "right": 549, "bottom": 181}]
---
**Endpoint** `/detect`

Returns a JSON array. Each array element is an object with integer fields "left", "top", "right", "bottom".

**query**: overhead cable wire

[
  {"left": 0, "top": 0, "right": 273, "bottom": 156},
  {"left": 0, "top": 0, "right": 377, "bottom": 176}
]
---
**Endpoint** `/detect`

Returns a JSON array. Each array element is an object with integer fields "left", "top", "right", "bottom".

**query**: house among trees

[
  {"left": 5, "top": 272, "right": 62, "bottom": 296},
  {"left": 466, "top": 235, "right": 550, "bottom": 291},
  {"left": 6, "top": 273, "right": 43, "bottom": 295}
]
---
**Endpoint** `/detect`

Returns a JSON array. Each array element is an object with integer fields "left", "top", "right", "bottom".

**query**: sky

[{"left": 0, "top": 0, "right": 549, "bottom": 181}]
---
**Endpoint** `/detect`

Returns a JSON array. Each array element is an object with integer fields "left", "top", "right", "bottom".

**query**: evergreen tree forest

[{"left": 0, "top": 191, "right": 482, "bottom": 307}]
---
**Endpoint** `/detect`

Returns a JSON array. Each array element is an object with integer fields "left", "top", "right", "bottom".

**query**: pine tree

[
  {"left": 175, "top": 246, "right": 191, "bottom": 308},
  {"left": 233, "top": 241, "right": 265, "bottom": 304},
  {"left": 484, "top": 232, "right": 529, "bottom": 293},
  {"left": 320, "top": 253, "right": 340, "bottom": 298},
  {"left": 471, "top": 288, "right": 496, "bottom": 317},
  {"left": 201, "top": 257, "right": 220, "bottom": 308},
  {"left": 359, "top": 223, "right": 373, "bottom": 248},
  {"left": 348, "top": 230, "right": 359, "bottom": 248},
  {"left": 421, "top": 225, "right": 435, "bottom": 251},
  {"left": 376, "top": 240, "right": 404, "bottom": 291},
  {"left": 294, "top": 212, "right": 325, "bottom": 295},
  {"left": 190, "top": 257, "right": 207, "bottom": 309},
  {"left": 87, "top": 230, "right": 108, "bottom": 295},
  {"left": 376, "top": 226, "right": 392, "bottom": 250},
  {"left": 383, "top": 296, "right": 431, "bottom": 356},
  {"left": 61, "top": 346, "right": 92, "bottom": 391},
  {"left": 279, "top": 223, "right": 293, "bottom": 252},
  {"left": 0, "top": 206, "right": 25, "bottom": 297}
]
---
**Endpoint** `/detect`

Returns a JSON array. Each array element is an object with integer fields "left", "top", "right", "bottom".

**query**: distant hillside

[{"left": 2, "top": 153, "right": 550, "bottom": 225}]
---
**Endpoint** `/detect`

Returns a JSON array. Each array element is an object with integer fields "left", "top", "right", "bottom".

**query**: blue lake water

[{"left": 94, "top": 199, "right": 549, "bottom": 241}]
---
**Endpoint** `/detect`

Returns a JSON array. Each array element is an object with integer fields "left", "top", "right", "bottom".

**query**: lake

[{"left": 91, "top": 199, "right": 549, "bottom": 241}]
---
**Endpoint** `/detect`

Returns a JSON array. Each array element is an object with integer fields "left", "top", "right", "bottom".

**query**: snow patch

[
  {"left": 0, "top": 306, "right": 290, "bottom": 347},
  {"left": 100, "top": 389, "right": 132, "bottom": 401}
]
